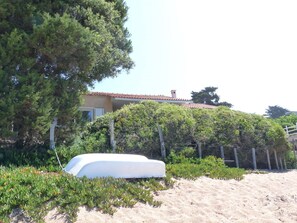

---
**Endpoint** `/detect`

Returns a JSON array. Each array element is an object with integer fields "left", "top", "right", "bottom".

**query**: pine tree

[{"left": 0, "top": 0, "right": 134, "bottom": 148}]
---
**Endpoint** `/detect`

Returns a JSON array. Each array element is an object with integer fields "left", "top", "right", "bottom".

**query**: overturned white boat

[{"left": 64, "top": 153, "right": 166, "bottom": 179}]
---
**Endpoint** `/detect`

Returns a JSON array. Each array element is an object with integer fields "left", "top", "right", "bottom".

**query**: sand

[{"left": 45, "top": 170, "right": 297, "bottom": 223}]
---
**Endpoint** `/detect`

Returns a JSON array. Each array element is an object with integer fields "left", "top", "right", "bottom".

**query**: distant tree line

[{"left": 191, "top": 87, "right": 232, "bottom": 108}]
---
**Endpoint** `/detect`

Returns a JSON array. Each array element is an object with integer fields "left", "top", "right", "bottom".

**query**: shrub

[
  {"left": 166, "top": 148, "right": 199, "bottom": 164},
  {"left": 0, "top": 166, "right": 165, "bottom": 223},
  {"left": 285, "top": 150, "right": 297, "bottom": 169},
  {"left": 155, "top": 103, "right": 195, "bottom": 155},
  {"left": 210, "top": 107, "right": 240, "bottom": 147},
  {"left": 1, "top": 101, "right": 292, "bottom": 171},
  {"left": 274, "top": 114, "right": 297, "bottom": 128},
  {"left": 166, "top": 156, "right": 245, "bottom": 180},
  {"left": 78, "top": 102, "right": 291, "bottom": 167},
  {"left": 191, "top": 108, "right": 215, "bottom": 144}
]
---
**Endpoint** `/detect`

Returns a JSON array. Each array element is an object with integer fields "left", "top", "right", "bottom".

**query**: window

[
  {"left": 94, "top": 108, "right": 104, "bottom": 118},
  {"left": 82, "top": 110, "right": 93, "bottom": 122},
  {"left": 80, "top": 107, "right": 104, "bottom": 122}
]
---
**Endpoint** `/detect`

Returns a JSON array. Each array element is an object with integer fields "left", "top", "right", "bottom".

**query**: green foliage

[
  {"left": 0, "top": 0, "right": 133, "bottom": 147},
  {"left": 236, "top": 112, "right": 256, "bottom": 149},
  {"left": 155, "top": 103, "right": 195, "bottom": 154},
  {"left": 284, "top": 150, "right": 297, "bottom": 169},
  {"left": 0, "top": 153, "right": 246, "bottom": 222},
  {"left": 0, "top": 147, "right": 52, "bottom": 169},
  {"left": 274, "top": 114, "right": 297, "bottom": 128},
  {"left": 178, "top": 147, "right": 197, "bottom": 158},
  {"left": 0, "top": 166, "right": 164, "bottom": 223},
  {"left": 112, "top": 101, "right": 160, "bottom": 156},
  {"left": 166, "top": 156, "right": 245, "bottom": 180},
  {"left": 0, "top": 142, "right": 110, "bottom": 172},
  {"left": 191, "top": 108, "right": 215, "bottom": 143},
  {"left": 13, "top": 72, "right": 54, "bottom": 147},
  {"left": 2, "top": 100, "right": 290, "bottom": 170},
  {"left": 82, "top": 101, "right": 290, "bottom": 162},
  {"left": 265, "top": 105, "right": 289, "bottom": 119},
  {"left": 191, "top": 86, "right": 232, "bottom": 108},
  {"left": 211, "top": 107, "right": 239, "bottom": 147},
  {"left": 82, "top": 101, "right": 196, "bottom": 158},
  {"left": 166, "top": 149, "right": 199, "bottom": 164}
]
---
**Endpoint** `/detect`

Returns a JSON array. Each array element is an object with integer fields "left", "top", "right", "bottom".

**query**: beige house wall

[
  {"left": 80, "top": 93, "right": 195, "bottom": 121},
  {"left": 81, "top": 95, "right": 113, "bottom": 113}
]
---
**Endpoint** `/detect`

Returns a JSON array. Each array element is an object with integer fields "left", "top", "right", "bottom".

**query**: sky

[{"left": 93, "top": 0, "right": 297, "bottom": 115}]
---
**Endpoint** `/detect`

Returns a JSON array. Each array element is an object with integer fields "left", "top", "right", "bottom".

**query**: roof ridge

[{"left": 85, "top": 91, "right": 191, "bottom": 101}]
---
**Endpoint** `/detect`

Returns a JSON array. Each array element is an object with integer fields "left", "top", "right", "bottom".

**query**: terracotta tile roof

[
  {"left": 182, "top": 103, "right": 217, "bottom": 109},
  {"left": 86, "top": 92, "right": 191, "bottom": 102}
]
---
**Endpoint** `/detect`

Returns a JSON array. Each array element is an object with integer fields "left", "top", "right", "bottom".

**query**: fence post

[
  {"left": 274, "top": 150, "right": 279, "bottom": 170},
  {"left": 285, "top": 126, "right": 289, "bottom": 135},
  {"left": 234, "top": 147, "right": 239, "bottom": 168},
  {"left": 50, "top": 117, "right": 58, "bottom": 149},
  {"left": 266, "top": 149, "right": 271, "bottom": 170},
  {"left": 196, "top": 141, "right": 202, "bottom": 159},
  {"left": 220, "top": 146, "right": 225, "bottom": 161},
  {"left": 293, "top": 145, "right": 297, "bottom": 169},
  {"left": 279, "top": 156, "right": 283, "bottom": 170},
  {"left": 109, "top": 119, "right": 116, "bottom": 153},
  {"left": 157, "top": 125, "right": 166, "bottom": 159},
  {"left": 252, "top": 148, "right": 257, "bottom": 170}
]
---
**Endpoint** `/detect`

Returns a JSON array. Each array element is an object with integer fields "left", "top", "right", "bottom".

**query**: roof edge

[{"left": 85, "top": 91, "right": 191, "bottom": 102}]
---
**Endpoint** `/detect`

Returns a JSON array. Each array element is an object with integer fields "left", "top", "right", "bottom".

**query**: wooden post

[
  {"left": 266, "top": 149, "right": 271, "bottom": 170},
  {"left": 234, "top": 147, "right": 239, "bottom": 168},
  {"left": 285, "top": 126, "right": 289, "bottom": 135},
  {"left": 50, "top": 118, "right": 58, "bottom": 149},
  {"left": 293, "top": 145, "right": 297, "bottom": 165},
  {"left": 109, "top": 119, "right": 116, "bottom": 152},
  {"left": 279, "top": 156, "right": 283, "bottom": 170},
  {"left": 220, "top": 146, "right": 225, "bottom": 161},
  {"left": 294, "top": 146, "right": 297, "bottom": 169},
  {"left": 284, "top": 156, "right": 287, "bottom": 170},
  {"left": 157, "top": 125, "right": 166, "bottom": 159},
  {"left": 274, "top": 150, "right": 279, "bottom": 170},
  {"left": 198, "top": 142, "right": 202, "bottom": 159},
  {"left": 252, "top": 148, "right": 257, "bottom": 170}
]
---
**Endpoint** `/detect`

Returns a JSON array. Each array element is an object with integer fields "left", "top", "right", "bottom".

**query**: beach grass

[{"left": 0, "top": 156, "right": 245, "bottom": 223}]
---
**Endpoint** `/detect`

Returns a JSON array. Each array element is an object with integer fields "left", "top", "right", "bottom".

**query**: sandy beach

[{"left": 45, "top": 170, "right": 297, "bottom": 223}]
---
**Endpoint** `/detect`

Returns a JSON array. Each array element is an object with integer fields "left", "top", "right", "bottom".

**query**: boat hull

[{"left": 64, "top": 153, "right": 166, "bottom": 179}]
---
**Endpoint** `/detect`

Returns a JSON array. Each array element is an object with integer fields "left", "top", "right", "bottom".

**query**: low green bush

[
  {"left": 0, "top": 153, "right": 246, "bottom": 223},
  {"left": 0, "top": 166, "right": 166, "bottom": 223},
  {"left": 165, "top": 148, "right": 199, "bottom": 164},
  {"left": 285, "top": 150, "right": 297, "bottom": 169},
  {"left": 0, "top": 142, "right": 107, "bottom": 172},
  {"left": 274, "top": 114, "right": 297, "bottom": 128},
  {"left": 0, "top": 147, "right": 51, "bottom": 168},
  {"left": 166, "top": 156, "right": 245, "bottom": 180}
]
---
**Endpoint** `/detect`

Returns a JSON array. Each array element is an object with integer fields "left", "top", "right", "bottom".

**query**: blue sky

[{"left": 93, "top": 0, "right": 297, "bottom": 115}]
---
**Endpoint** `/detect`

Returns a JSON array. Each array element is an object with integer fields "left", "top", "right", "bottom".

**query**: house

[{"left": 80, "top": 90, "right": 216, "bottom": 121}]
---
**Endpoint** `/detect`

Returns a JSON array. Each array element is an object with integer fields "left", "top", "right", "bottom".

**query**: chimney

[{"left": 171, "top": 90, "right": 176, "bottom": 98}]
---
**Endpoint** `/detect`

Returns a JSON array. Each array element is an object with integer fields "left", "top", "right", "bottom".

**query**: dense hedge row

[
  {"left": 82, "top": 101, "right": 290, "bottom": 160},
  {"left": 0, "top": 101, "right": 291, "bottom": 169}
]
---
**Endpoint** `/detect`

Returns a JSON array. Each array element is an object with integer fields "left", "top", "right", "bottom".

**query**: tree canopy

[
  {"left": 191, "top": 87, "right": 232, "bottom": 108},
  {"left": 265, "top": 105, "right": 289, "bottom": 119},
  {"left": 0, "top": 0, "right": 134, "bottom": 148}
]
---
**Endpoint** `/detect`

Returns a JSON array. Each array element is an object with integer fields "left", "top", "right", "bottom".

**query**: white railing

[{"left": 285, "top": 123, "right": 297, "bottom": 136}]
